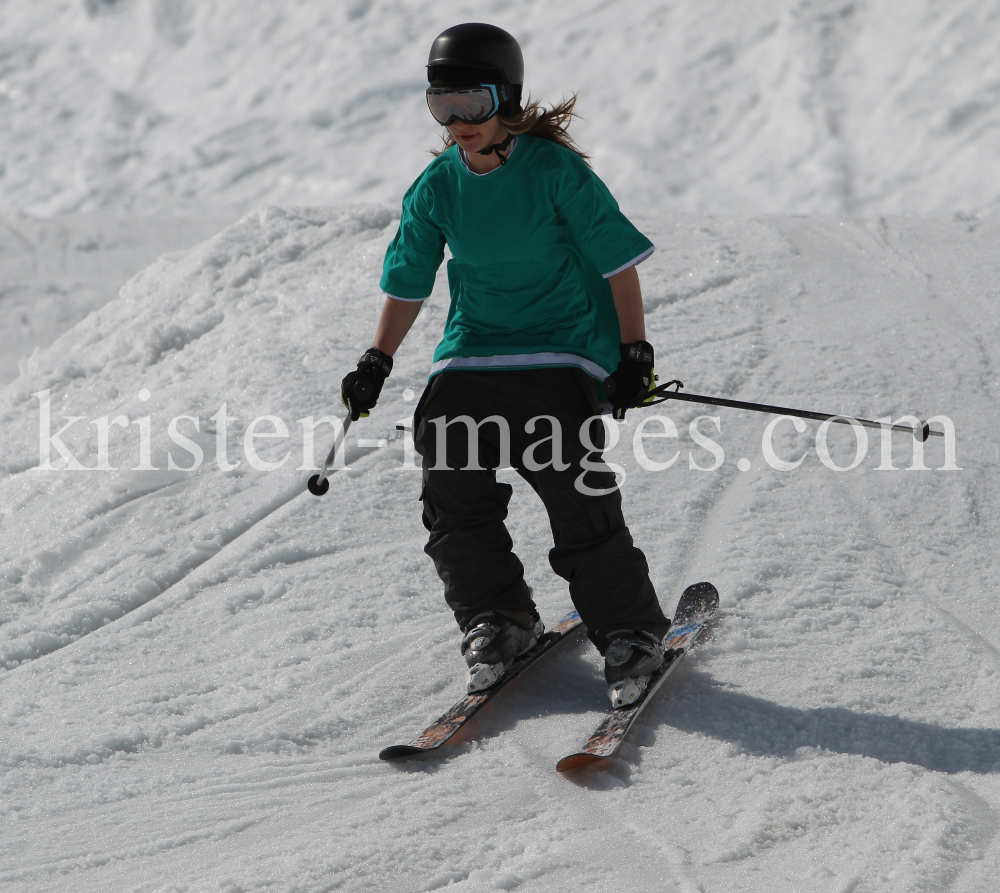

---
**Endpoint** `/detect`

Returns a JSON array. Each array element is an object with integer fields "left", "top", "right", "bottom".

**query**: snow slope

[
  {"left": 3, "top": 0, "right": 1000, "bottom": 218},
  {"left": 0, "top": 210, "right": 237, "bottom": 383},
  {"left": 3, "top": 1, "right": 1000, "bottom": 889},
  {"left": 5, "top": 0, "right": 1000, "bottom": 383},
  {"left": 1, "top": 206, "right": 999, "bottom": 892}
]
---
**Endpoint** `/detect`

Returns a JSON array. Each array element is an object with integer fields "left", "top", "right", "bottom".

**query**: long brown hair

[{"left": 432, "top": 94, "right": 591, "bottom": 165}]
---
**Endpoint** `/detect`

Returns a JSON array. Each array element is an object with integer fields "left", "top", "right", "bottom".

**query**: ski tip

[
  {"left": 674, "top": 581, "right": 719, "bottom": 624},
  {"left": 556, "top": 752, "right": 606, "bottom": 773},
  {"left": 379, "top": 744, "right": 431, "bottom": 762}
]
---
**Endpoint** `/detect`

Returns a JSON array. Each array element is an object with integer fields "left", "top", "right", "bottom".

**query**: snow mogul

[{"left": 340, "top": 23, "right": 671, "bottom": 708}]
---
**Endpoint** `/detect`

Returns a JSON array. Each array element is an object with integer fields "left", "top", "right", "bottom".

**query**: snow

[
  {"left": 2, "top": 2, "right": 1000, "bottom": 892},
  {"left": 4, "top": 0, "right": 1000, "bottom": 385},
  {"left": 4, "top": 0, "right": 1000, "bottom": 218},
  {"left": 0, "top": 210, "right": 237, "bottom": 383},
  {"left": 3, "top": 207, "right": 999, "bottom": 892}
]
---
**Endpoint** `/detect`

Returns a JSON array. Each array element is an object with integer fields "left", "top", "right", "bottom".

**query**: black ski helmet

[{"left": 427, "top": 23, "right": 523, "bottom": 117}]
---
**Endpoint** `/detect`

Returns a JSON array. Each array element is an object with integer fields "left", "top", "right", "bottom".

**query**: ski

[
  {"left": 556, "top": 581, "right": 719, "bottom": 773},
  {"left": 379, "top": 610, "right": 585, "bottom": 761}
]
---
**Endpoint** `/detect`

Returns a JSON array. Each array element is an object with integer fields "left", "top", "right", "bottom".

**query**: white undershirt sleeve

[{"left": 602, "top": 245, "right": 655, "bottom": 279}]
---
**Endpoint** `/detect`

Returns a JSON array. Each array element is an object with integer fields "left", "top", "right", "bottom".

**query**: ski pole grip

[{"left": 353, "top": 378, "right": 373, "bottom": 401}]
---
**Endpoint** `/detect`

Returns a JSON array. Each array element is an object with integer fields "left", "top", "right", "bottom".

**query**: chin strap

[{"left": 477, "top": 132, "right": 516, "bottom": 165}]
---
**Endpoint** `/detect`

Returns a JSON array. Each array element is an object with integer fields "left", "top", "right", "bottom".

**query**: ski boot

[
  {"left": 603, "top": 629, "right": 665, "bottom": 708},
  {"left": 461, "top": 611, "right": 544, "bottom": 693}
]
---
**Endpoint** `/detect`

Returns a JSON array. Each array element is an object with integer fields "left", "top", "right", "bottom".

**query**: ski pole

[
  {"left": 307, "top": 417, "right": 351, "bottom": 496},
  {"left": 307, "top": 379, "right": 372, "bottom": 496},
  {"left": 628, "top": 379, "right": 943, "bottom": 441}
]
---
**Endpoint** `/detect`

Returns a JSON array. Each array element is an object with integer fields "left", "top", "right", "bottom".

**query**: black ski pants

[{"left": 412, "top": 368, "right": 670, "bottom": 652}]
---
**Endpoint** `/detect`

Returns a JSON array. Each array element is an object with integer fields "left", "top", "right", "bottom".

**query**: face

[{"left": 447, "top": 114, "right": 506, "bottom": 153}]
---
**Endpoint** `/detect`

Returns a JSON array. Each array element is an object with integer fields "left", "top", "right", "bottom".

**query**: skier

[{"left": 341, "top": 22, "right": 672, "bottom": 708}]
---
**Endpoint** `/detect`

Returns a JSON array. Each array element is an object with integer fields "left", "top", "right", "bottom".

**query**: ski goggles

[{"left": 426, "top": 83, "right": 500, "bottom": 126}]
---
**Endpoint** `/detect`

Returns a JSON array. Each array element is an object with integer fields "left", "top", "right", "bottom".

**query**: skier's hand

[
  {"left": 604, "top": 340, "right": 655, "bottom": 420},
  {"left": 341, "top": 347, "right": 393, "bottom": 421}
]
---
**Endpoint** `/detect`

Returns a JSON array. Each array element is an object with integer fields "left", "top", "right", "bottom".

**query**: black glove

[
  {"left": 604, "top": 340, "right": 655, "bottom": 420},
  {"left": 341, "top": 347, "right": 393, "bottom": 421}
]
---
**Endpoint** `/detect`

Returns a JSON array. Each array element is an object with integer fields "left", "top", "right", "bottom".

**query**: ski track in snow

[{"left": 0, "top": 208, "right": 998, "bottom": 891}]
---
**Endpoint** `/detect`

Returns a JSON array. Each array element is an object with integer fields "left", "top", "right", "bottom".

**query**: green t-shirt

[{"left": 380, "top": 134, "right": 653, "bottom": 381}]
